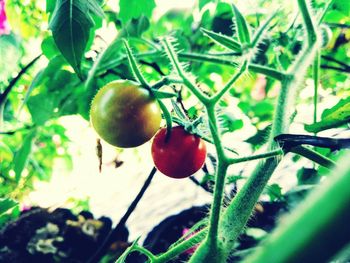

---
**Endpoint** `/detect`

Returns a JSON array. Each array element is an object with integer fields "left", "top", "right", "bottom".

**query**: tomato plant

[
  {"left": 90, "top": 80, "right": 161, "bottom": 148},
  {"left": 151, "top": 126, "right": 207, "bottom": 179},
  {"left": 1, "top": 0, "right": 350, "bottom": 263}
]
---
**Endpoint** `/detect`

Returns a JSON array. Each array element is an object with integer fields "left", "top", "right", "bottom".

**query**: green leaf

[
  {"left": 46, "top": 0, "right": 56, "bottom": 13},
  {"left": 201, "top": 28, "right": 242, "bottom": 52},
  {"left": 232, "top": 4, "right": 251, "bottom": 45},
  {"left": 87, "top": 0, "right": 105, "bottom": 17},
  {"left": 41, "top": 36, "right": 60, "bottom": 59},
  {"left": 119, "top": 0, "right": 156, "bottom": 25},
  {"left": 0, "top": 198, "right": 18, "bottom": 216},
  {"left": 27, "top": 68, "right": 80, "bottom": 124},
  {"left": 13, "top": 130, "right": 37, "bottom": 182},
  {"left": 297, "top": 168, "right": 320, "bottom": 185},
  {"left": 219, "top": 111, "right": 244, "bottom": 133},
  {"left": 49, "top": 0, "right": 102, "bottom": 77},
  {"left": 20, "top": 55, "right": 66, "bottom": 114},
  {"left": 226, "top": 175, "right": 245, "bottom": 184},
  {"left": 305, "top": 97, "right": 350, "bottom": 133},
  {"left": 27, "top": 94, "right": 55, "bottom": 125},
  {"left": 265, "top": 183, "right": 283, "bottom": 202}
]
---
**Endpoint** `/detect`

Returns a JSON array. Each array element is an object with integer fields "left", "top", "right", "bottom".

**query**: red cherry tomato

[{"left": 151, "top": 126, "right": 207, "bottom": 179}]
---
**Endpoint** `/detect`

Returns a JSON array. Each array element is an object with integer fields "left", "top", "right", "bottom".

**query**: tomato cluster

[{"left": 90, "top": 80, "right": 207, "bottom": 178}]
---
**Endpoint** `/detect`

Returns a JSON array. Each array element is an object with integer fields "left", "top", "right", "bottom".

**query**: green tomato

[{"left": 90, "top": 80, "right": 162, "bottom": 148}]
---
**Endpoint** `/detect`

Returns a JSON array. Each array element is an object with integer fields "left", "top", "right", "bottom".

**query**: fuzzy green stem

[
  {"left": 205, "top": 105, "right": 229, "bottom": 240},
  {"left": 228, "top": 149, "right": 283, "bottom": 164},
  {"left": 161, "top": 38, "right": 210, "bottom": 104},
  {"left": 132, "top": 246, "right": 156, "bottom": 261},
  {"left": 153, "top": 229, "right": 207, "bottom": 263},
  {"left": 123, "top": 39, "right": 150, "bottom": 88},
  {"left": 218, "top": 0, "right": 319, "bottom": 256},
  {"left": 290, "top": 145, "right": 336, "bottom": 168},
  {"left": 187, "top": 105, "right": 230, "bottom": 262},
  {"left": 210, "top": 61, "right": 248, "bottom": 104},
  {"left": 151, "top": 77, "right": 183, "bottom": 90},
  {"left": 178, "top": 52, "right": 285, "bottom": 81}
]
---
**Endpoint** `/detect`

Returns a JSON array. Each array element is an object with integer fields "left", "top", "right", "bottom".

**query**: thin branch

[
  {"left": 0, "top": 54, "right": 42, "bottom": 106},
  {"left": 321, "top": 65, "right": 350, "bottom": 73},
  {"left": 87, "top": 167, "right": 157, "bottom": 263},
  {"left": 321, "top": 55, "right": 350, "bottom": 69}
]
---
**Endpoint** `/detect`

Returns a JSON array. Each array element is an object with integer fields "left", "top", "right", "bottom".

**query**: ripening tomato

[
  {"left": 151, "top": 126, "right": 207, "bottom": 179},
  {"left": 90, "top": 80, "right": 162, "bottom": 148}
]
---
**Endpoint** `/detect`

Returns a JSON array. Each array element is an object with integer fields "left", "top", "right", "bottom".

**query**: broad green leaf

[
  {"left": 20, "top": 55, "right": 66, "bottom": 114},
  {"left": 120, "top": 16, "right": 150, "bottom": 38},
  {"left": 87, "top": 0, "right": 105, "bottom": 17},
  {"left": 119, "top": 0, "right": 156, "bottom": 25},
  {"left": 0, "top": 198, "right": 18, "bottom": 216},
  {"left": 27, "top": 94, "right": 55, "bottom": 125},
  {"left": 49, "top": 0, "right": 103, "bottom": 78},
  {"left": 46, "top": 0, "right": 56, "bottom": 13},
  {"left": 201, "top": 28, "right": 242, "bottom": 52},
  {"left": 13, "top": 129, "right": 37, "bottom": 182},
  {"left": 41, "top": 36, "right": 60, "bottom": 59},
  {"left": 27, "top": 69, "right": 80, "bottom": 124},
  {"left": 232, "top": 4, "right": 251, "bottom": 45},
  {"left": 305, "top": 97, "right": 350, "bottom": 133}
]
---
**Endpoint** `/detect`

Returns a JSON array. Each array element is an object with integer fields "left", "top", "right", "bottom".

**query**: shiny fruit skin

[
  {"left": 151, "top": 126, "right": 207, "bottom": 179},
  {"left": 90, "top": 80, "right": 161, "bottom": 148}
]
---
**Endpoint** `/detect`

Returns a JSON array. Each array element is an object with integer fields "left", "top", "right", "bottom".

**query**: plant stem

[
  {"left": 228, "top": 149, "right": 283, "bottom": 164},
  {"left": 290, "top": 145, "right": 336, "bottom": 168},
  {"left": 313, "top": 51, "right": 320, "bottom": 125},
  {"left": 178, "top": 52, "right": 285, "bottom": 81},
  {"left": 154, "top": 229, "right": 207, "bottom": 263},
  {"left": 161, "top": 38, "right": 211, "bottom": 104},
  {"left": 132, "top": 246, "right": 156, "bottom": 261},
  {"left": 205, "top": 105, "right": 229, "bottom": 242},
  {"left": 210, "top": 61, "right": 248, "bottom": 104},
  {"left": 218, "top": 0, "right": 318, "bottom": 256},
  {"left": 151, "top": 76, "right": 183, "bottom": 90}
]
